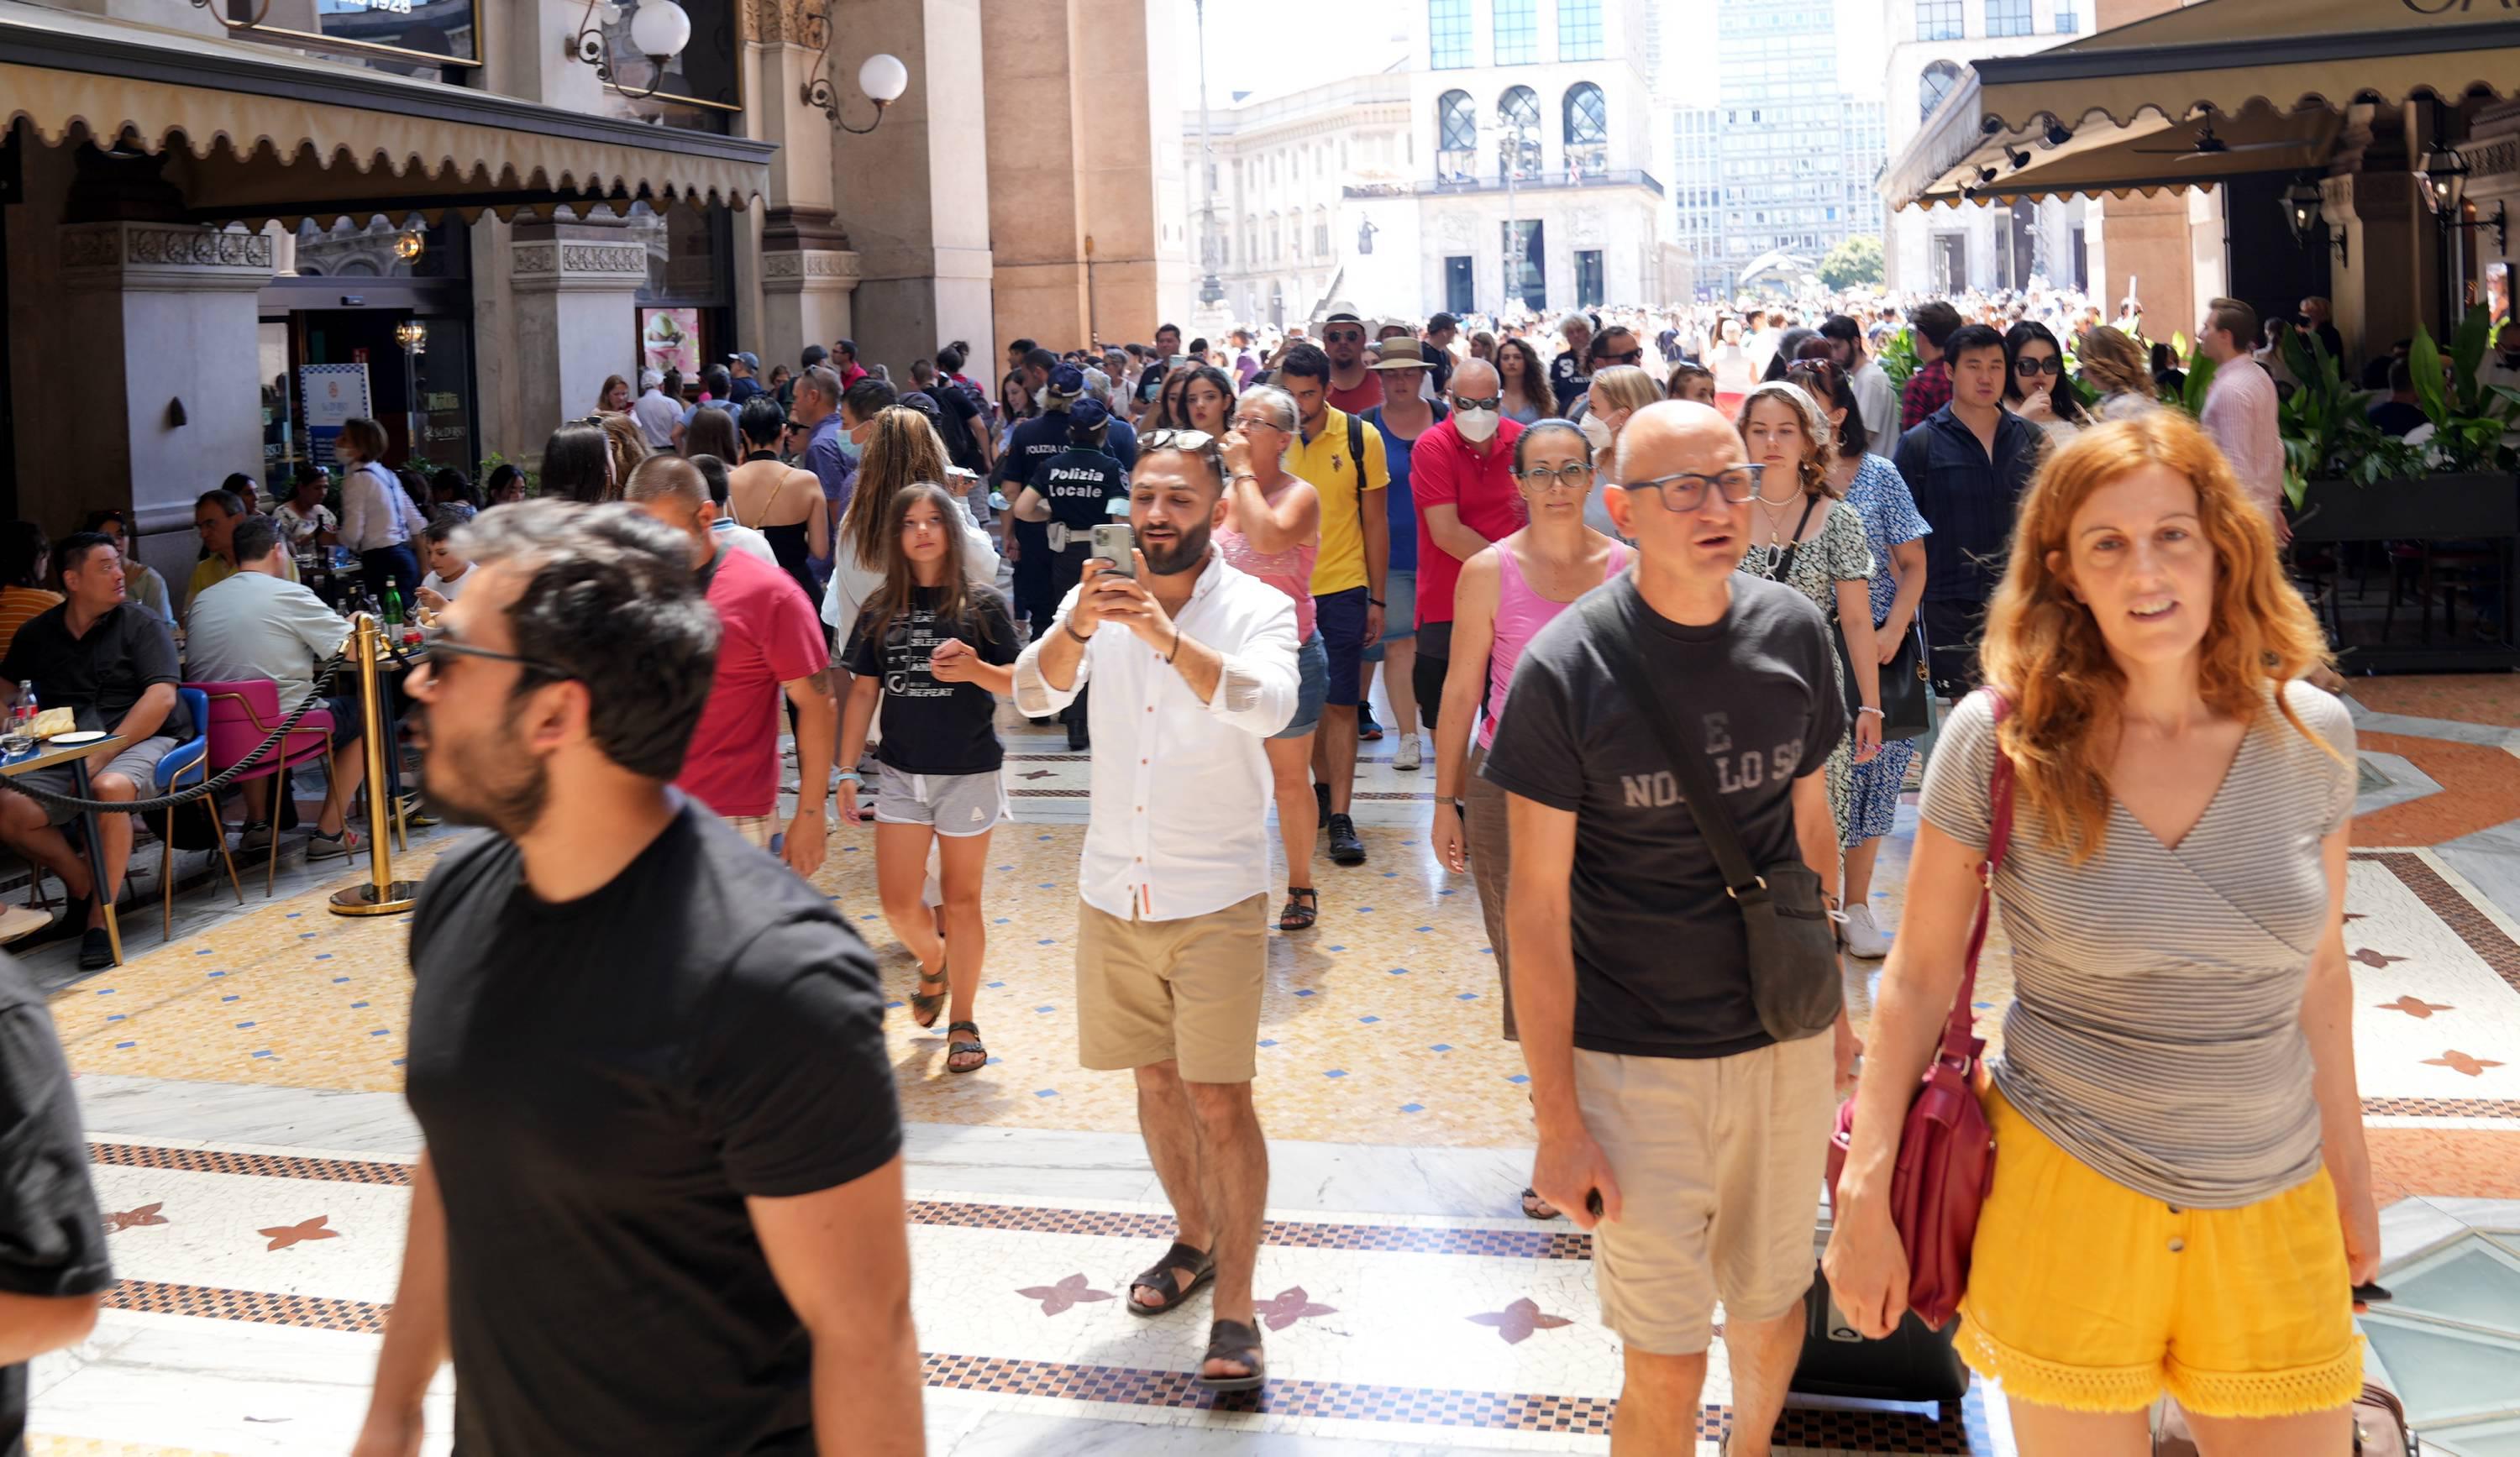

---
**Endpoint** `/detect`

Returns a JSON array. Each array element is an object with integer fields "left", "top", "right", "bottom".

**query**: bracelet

[
  {"left": 1165, "top": 621, "right": 1181, "bottom": 663},
  {"left": 1231, "top": 472, "right": 1259, "bottom": 484},
  {"left": 1856, "top": 705, "right": 1884, "bottom": 718},
  {"left": 1368, "top": 597, "right": 1386, "bottom": 607},
  {"left": 837, "top": 769, "right": 861, "bottom": 783},
  {"left": 1062, "top": 619, "right": 1093, "bottom": 645}
]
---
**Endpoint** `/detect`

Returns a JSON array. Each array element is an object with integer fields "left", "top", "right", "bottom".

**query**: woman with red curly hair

[{"left": 1825, "top": 411, "right": 2374, "bottom": 1454}]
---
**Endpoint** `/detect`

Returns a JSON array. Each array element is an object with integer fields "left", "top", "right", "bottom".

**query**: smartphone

[
  {"left": 2352, "top": 1281, "right": 2392, "bottom": 1305},
  {"left": 1089, "top": 523, "right": 1136, "bottom": 578}
]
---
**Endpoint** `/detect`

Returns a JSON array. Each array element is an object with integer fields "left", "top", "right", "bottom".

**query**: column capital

[
  {"left": 763, "top": 207, "right": 860, "bottom": 296},
  {"left": 61, "top": 223, "right": 273, "bottom": 293},
  {"left": 510, "top": 238, "right": 650, "bottom": 295}
]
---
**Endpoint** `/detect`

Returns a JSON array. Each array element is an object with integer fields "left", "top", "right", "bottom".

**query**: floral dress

[
  {"left": 1738, "top": 492, "right": 1873, "bottom": 837},
  {"left": 1840, "top": 454, "right": 1930, "bottom": 846}
]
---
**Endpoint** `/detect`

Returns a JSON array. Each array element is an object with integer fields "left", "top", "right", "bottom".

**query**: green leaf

[
  {"left": 2452, "top": 305, "right": 2494, "bottom": 411},
  {"left": 2407, "top": 321, "right": 2452, "bottom": 426},
  {"left": 2180, "top": 350, "right": 2217, "bottom": 418}
]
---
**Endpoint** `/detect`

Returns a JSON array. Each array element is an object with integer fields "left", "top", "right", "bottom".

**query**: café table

[{"left": 0, "top": 733, "right": 127, "bottom": 965}]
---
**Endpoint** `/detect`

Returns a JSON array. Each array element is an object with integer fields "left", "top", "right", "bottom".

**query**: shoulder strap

[
  {"left": 1347, "top": 411, "right": 1368, "bottom": 501},
  {"left": 1771, "top": 493, "right": 1824, "bottom": 581},
  {"left": 1575, "top": 589, "right": 1765, "bottom": 895},
  {"left": 1945, "top": 688, "right": 2016, "bottom": 1057}
]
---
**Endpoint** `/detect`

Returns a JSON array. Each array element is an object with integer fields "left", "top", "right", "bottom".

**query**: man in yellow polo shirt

[
  {"left": 1274, "top": 343, "right": 1388, "bottom": 868},
  {"left": 187, "top": 487, "right": 298, "bottom": 619}
]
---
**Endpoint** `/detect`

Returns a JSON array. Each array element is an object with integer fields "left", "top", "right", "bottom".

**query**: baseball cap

[
  {"left": 898, "top": 390, "right": 942, "bottom": 423},
  {"left": 1046, "top": 364, "right": 1088, "bottom": 402},
  {"left": 728, "top": 351, "right": 759, "bottom": 371},
  {"left": 801, "top": 344, "right": 828, "bottom": 368},
  {"left": 1068, "top": 397, "right": 1110, "bottom": 435},
  {"left": 638, "top": 369, "right": 663, "bottom": 389},
  {"left": 1428, "top": 312, "right": 1461, "bottom": 333}
]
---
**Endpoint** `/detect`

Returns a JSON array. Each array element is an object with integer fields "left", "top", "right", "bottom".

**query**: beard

[
  {"left": 1140, "top": 517, "right": 1213, "bottom": 578},
  {"left": 411, "top": 702, "right": 550, "bottom": 840}
]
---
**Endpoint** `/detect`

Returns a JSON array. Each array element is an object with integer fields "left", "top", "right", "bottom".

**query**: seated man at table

[
  {"left": 187, "top": 490, "right": 297, "bottom": 611},
  {"left": 0, "top": 532, "right": 192, "bottom": 969},
  {"left": 185, "top": 515, "right": 369, "bottom": 862}
]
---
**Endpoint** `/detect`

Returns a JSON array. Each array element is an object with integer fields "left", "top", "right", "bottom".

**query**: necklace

[{"left": 1747, "top": 488, "right": 1804, "bottom": 580}]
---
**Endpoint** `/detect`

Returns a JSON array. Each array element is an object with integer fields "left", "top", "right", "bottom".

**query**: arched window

[
  {"left": 1562, "top": 82, "right": 1607, "bottom": 178},
  {"left": 1498, "top": 85, "right": 1541, "bottom": 181},
  {"left": 1920, "top": 61, "right": 1964, "bottom": 123},
  {"left": 1436, "top": 89, "right": 1478, "bottom": 181}
]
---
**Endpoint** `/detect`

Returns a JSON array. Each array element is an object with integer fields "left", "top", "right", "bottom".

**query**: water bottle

[
  {"left": 382, "top": 583, "right": 405, "bottom": 627},
  {"left": 3, "top": 683, "right": 36, "bottom": 757}
]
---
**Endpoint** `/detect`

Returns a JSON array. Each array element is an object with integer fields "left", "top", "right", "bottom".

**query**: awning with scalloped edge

[
  {"left": 0, "top": 0, "right": 771, "bottom": 227},
  {"left": 1885, "top": 0, "right": 2520, "bottom": 211}
]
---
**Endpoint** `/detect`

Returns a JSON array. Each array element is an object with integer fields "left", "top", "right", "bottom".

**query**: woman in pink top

[
  {"left": 1216, "top": 385, "right": 1327, "bottom": 930},
  {"left": 1431, "top": 417, "right": 1627, "bottom": 1221}
]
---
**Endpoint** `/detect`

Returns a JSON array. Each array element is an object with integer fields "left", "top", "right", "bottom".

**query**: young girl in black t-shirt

[{"left": 837, "top": 481, "right": 1019, "bottom": 1075}]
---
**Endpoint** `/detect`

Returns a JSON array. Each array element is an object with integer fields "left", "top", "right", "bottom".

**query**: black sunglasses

[{"left": 2014, "top": 356, "right": 2063, "bottom": 376}]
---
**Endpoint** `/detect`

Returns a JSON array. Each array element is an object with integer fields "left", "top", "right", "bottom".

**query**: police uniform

[{"left": 1034, "top": 443, "right": 1130, "bottom": 606}]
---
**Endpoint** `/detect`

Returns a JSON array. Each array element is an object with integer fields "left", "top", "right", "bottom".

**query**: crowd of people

[{"left": 0, "top": 291, "right": 2389, "bottom": 1457}]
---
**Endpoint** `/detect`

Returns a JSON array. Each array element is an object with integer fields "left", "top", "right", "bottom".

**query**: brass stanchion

[{"left": 329, "top": 614, "right": 420, "bottom": 916}]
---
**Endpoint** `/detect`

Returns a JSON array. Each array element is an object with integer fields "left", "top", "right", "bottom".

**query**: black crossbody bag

[{"left": 1577, "top": 589, "right": 1844, "bottom": 1042}]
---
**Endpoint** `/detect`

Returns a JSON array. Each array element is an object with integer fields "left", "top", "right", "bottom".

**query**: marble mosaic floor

[{"left": 26, "top": 673, "right": 2520, "bottom": 1455}]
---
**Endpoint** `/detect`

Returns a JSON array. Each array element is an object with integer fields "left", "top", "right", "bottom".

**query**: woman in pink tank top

[
  {"left": 1216, "top": 386, "right": 1329, "bottom": 931},
  {"left": 1430, "top": 417, "right": 1627, "bottom": 1221}
]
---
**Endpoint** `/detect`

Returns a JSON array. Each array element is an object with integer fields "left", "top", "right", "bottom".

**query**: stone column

[
  {"left": 56, "top": 222, "right": 273, "bottom": 600},
  {"left": 508, "top": 220, "right": 647, "bottom": 446},
  {"left": 2327, "top": 170, "right": 2434, "bottom": 373},
  {"left": 761, "top": 207, "right": 863, "bottom": 362}
]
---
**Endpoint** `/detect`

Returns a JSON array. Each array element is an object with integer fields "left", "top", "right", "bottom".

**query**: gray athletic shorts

[{"left": 873, "top": 763, "right": 1009, "bottom": 837}]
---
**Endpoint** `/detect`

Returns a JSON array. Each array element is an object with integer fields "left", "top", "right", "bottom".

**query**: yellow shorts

[{"left": 1956, "top": 1084, "right": 2362, "bottom": 1418}]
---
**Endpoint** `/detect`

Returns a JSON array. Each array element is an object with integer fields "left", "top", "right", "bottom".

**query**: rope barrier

[{"left": 0, "top": 653, "right": 354, "bottom": 818}]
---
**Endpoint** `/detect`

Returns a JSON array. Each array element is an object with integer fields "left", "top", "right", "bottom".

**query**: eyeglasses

[
  {"left": 427, "top": 636, "right": 568, "bottom": 679},
  {"left": 1625, "top": 465, "right": 1765, "bottom": 511},
  {"left": 1228, "top": 416, "right": 1283, "bottom": 433},
  {"left": 2014, "top": 356, "right": 2063, "bottom": 377},
  {"left": 1604, "top": 350, "right": 1644, "bottom": 365},
  {"left": 1452, "top": 395, "right": 1502, "bottom": 411},
  {"left": 1515, "top": 464, "right": 1595, "bottom": 491},
  {"left": 1142, "top": 428, "right": 1220, "bottom": 450}
]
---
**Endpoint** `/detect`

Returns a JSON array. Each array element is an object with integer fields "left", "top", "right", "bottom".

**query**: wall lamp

[
  {"left": 2282, "top": 178, "right": 2348, "bottom": 266},
  {"left": 796, "top": 6, "right": 909, "bottom": 133},
  {"left": 2417, "top": 147, "right": 2511, "bottom": 254},
  {"left": 565, "top": 0, "right": 693, "bottom": 101}
]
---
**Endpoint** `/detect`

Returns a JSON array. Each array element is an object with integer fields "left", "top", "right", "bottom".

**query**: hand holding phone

[{"left": 1089, "top": 523, "right": 1137, "bottom": 579}]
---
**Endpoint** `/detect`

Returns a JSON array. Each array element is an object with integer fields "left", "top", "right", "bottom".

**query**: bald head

[
  {"left": 1618, "top": 401, "right": 1747, "bottom": 480},
  {"left": 1451, "top": 357, "right": 1499, "bottom": 396}
]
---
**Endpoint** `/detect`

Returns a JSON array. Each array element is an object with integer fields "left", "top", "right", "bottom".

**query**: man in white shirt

[
  {"left": 1822, "top": 314, "right": 1897, "bottom": 455},
  {"left": 1013, "top": 436, "right": 1299, "bottom": 1397},
  {"left": 630, "top": 369, "right": 680, "bottom": 450},
  {"left": 184, "top": 516, "right": 370, "bottom": 858},
  {"left": 2196, "top": 296, "right": 2288, "bottom": 542}
]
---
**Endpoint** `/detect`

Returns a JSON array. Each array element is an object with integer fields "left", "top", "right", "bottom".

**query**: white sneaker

[
  {"left": 1393, "top": 735, "right": 1423, "bottom": 771},
  {"left": 1842, "top": 903, "right": 1892, "bottom": 960}
]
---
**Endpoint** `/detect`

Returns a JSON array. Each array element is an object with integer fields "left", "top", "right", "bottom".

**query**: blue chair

[{"left": 155, "top": 685, "right": 243, "bottom": 940}]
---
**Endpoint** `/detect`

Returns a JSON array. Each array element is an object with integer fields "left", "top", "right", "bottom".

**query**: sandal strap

[
  {"left": 1205, "top": 1317, "right": 1265, "bottom": 1361},
  {"left": 948, "top": 1021, "right": 981, "bottom": 1036},
  {"left": 916, "top": 967, "right": 950, "bottom": 986},
  {"left": 1132, "top": 1239, "right": 1211, "bottom": 1297},
  {"left": 1284, "top": 886, "right": 1317, "bottom": 902}
]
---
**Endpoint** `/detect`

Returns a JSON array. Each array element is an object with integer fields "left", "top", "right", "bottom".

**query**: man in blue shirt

[
  {"left": 794, "top": 365, "right": 854, "bottom": 570},
  {"left": 727, "top": 352, "right": 765, "bottom": 406}
]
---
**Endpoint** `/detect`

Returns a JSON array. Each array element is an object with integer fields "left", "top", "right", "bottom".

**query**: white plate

[{"left": 45, "top": 731, "right": 107, "bottom": 746}]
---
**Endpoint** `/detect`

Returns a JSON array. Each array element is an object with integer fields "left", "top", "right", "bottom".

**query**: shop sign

[{"left": 301, "top": 364, "right": 373, "bottom": 472}]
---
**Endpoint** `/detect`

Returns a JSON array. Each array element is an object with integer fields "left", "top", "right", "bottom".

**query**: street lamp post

[{"left": 1194, "top": 0, "right": 1224, "bottom": 310}]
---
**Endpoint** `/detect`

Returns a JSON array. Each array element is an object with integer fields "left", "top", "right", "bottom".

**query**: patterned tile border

[
  {"left": 2356, "top": 851, "right": 2520, "bottom": 997},
  {"left": 104, "top": 1277, "right": 387, "bottom": 1334},
  {"left": 2362, "top": 1096, "right": 2520, "bottom": 1119},
  {"left": 88, "top": 1143, "right": 412, "bottom": 1187}
]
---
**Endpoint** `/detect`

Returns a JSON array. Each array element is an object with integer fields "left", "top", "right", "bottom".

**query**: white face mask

[
  {"left": 1455, "top": 406, "right": 1500, "bottom": 443},
  {"left": 1578, "top": 411, "right": 1615, "bottom": 453}
]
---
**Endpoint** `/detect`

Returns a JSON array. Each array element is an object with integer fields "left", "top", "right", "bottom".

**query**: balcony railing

[{"left": 1343, "top": 167, "right": 1666, "bottom": 201}]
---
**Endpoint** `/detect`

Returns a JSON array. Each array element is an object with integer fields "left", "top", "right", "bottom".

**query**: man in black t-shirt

[
  {"left": 1012, "top": 397, "right": 1129, "bottom": 750},
  {"left": 1482, "top": 401, "right": 1850, "bottom": 1457},
  {"left": 929, "top": 342, "right": 995, "bottom": 474},
  {"left": 357, "top": 502, "right": 917, "bottom": 1457},
  {"left": 0, "top": 954, "right": 111, "bottom": 1457}
]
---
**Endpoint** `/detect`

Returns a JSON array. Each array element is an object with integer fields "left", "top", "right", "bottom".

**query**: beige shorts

[
  {"left": 1074, "top": 894, "right": 1268, "bottom": 1084},
  {"left": 1576, "top": 1031, "right": 1835, "bottom": 1355},
  {"left": 722, "top": 813, "right": 777, "bottom": 849}
]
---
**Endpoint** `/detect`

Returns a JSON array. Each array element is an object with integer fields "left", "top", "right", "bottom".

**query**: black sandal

[
  {"left": 908, "top": 967, "right": 948, "bottom": 1029},
  {"left": 1195, "top": 1317, "right": 1267, "bottom": 1392},
  {"left": 1126, "top": 1239, "right": 1215, "bottom": 1318},
  {"left": 1277, "top": 887, "right": 1319, "bottom": 931},
  {"left": 1520, "top": 1186, "right": 1561, "bottom": 1221},
  {"left": 946, "top": 1021, "right": 987, "bottom": 1075}
]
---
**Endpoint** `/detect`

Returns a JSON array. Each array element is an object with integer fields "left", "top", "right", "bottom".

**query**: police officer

[
  {"left": 1012, "top": 396, "right": 1130, "bottom": 751},
  {"left": 998, "top": 363, "right": 1140, "bottom": 643}
]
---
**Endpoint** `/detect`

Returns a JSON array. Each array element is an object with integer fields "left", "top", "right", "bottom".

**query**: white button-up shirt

[{"left": 1014, "top": 554, "right": 1299, "bottom": 923}]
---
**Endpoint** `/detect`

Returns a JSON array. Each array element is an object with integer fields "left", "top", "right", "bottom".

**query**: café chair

[
  {"left": 155, "top": 685, "right": 244, "bottom": 940},
  {"left": 188, "top": 679, "right": 350, "bottom": 898}
]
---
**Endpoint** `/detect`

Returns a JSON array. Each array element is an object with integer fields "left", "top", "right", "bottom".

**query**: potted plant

[{"left": 2282, "top": 308, "right": 2519, "bottom": 542}]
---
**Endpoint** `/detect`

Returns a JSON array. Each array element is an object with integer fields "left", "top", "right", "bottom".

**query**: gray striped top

[{"left": 1919, "top": 682, "right": 2356, "bottom": 1209}]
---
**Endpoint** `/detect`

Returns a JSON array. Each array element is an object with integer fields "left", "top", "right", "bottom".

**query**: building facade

[
  {"left": 1882, "top": 0, "right": 2089, "bottom": 293},
  {"left": 1175, "top": 0, "right": 1667, "bottom": 325},
  {"left": 1670, "top": 0, "right": 1887, "bottom": 300}
]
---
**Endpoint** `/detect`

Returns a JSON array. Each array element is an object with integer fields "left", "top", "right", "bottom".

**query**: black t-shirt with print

[
  {"left": 1480, "top": 573, "right": 1845, "bottom": 1060},
  {"left": 0, "top": 956, "right": 111, "bottom": 1457},
  {"left": 403, "top": 804, "right": 899, "bottom": 1456},
  {"left": 1548, "top": 351, "right": 1591, "bottom": 412},
  {"left": 1032, "top": 446, "right": 1131, "bottom": 533},
  {"left": 847, "top": 584, "right": 1021, "bottom": 776}
]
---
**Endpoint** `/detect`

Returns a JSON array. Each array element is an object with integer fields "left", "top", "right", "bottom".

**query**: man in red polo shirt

[
  {"left": 623, "top": 457, "right": 836, "bottom": 878},
  {"left": 1408, "top": 357, "right": 1525, "bottom": 733}
]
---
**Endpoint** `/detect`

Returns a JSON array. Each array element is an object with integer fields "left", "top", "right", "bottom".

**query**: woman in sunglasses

[{"left": 2003, "top": 320, "right": 2090, "bottom": 446}]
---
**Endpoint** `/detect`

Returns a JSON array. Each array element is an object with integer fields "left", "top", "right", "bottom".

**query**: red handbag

[{"left": 1825, "top": 689, "right": 2011, "bottom": 1331}]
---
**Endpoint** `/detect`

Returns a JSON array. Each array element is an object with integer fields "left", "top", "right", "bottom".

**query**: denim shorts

[
  {"left": 1271, "top": 632, "right": 1327, "bottom": 740},
  {"left": 1362, "top": 569, "right": 1415, "bottom": 664},
  {"left": 1314, "top": 585, "right": 1370, "bottom": 706}
]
